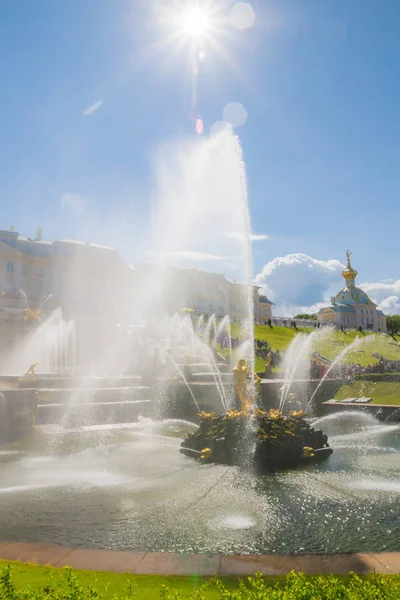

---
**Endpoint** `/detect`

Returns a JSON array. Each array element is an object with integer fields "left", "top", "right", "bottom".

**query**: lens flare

[{"left": 180, "top": 6, "right": 211, "bottom": 39}]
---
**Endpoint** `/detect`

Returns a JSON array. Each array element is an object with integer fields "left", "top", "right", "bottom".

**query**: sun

[
  {"left": 161, "top": 1, "right": 225, "bottom": 49},
  {"left": 179, "top": 6, "right": 211, "bottom": 39}
]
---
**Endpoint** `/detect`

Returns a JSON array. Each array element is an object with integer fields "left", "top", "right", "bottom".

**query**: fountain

[
  {"left": 0, "top": 126, "right": 399, "bottom": 557},
  {"left": 180, "top": 357, "right": 332, "bottom": 472},
  {"left": 305, "top": 335, "right": 363, "bottom": 412},
  {"left": 1, "top": 307, "right": 76, "bottom": 376}
]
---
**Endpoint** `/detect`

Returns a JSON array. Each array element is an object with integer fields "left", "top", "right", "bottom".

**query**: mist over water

[
  {"left": 145, "top": 125, "right": 255, "bottom": 366},
  {"left": 2, "top": 126, "right": 254, "bottom": 377}
]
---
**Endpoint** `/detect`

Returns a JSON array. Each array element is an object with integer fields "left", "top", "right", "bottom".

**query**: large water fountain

[{"left": 0, "top": 127, "right": 399, "bottom": 556}]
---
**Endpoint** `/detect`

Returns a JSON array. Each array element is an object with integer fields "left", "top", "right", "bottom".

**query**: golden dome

[{"left": 341, "top": 250, "right": 358, "bottom": 284}]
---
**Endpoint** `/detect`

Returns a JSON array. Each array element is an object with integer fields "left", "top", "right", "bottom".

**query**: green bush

[
  {"left": 354, "top": 373, "right": 400, "bottom": 382},
  {"left": 2, "top": 566, "right": 400, "bottom": 600}
]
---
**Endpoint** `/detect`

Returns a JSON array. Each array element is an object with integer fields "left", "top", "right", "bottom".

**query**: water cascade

[
  {"left": 216, "top": 314, "right": 232, "bottom": 363},
  {"left": 305, "top": 335, "right": 363, "bottom": 412},
  {"left": 279, "top": 329, "right": 322, "bottom": 410},
  {"left": 3, "top": 308, "right": 76, "bottom": 375},
  {"left": 204, "top": 314, "right": 217, "bottom": 349}
]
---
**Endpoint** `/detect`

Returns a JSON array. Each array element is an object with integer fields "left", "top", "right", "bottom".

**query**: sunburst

[
  {"left": 179, "top": 5, "right": 212, "bottom": 40},
  {"left": 162, "top": 1, "right": 226, "bottom": 55}
]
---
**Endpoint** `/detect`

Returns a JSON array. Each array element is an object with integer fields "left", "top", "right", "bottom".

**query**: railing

[{"left": 272, "top": 317, "right": 320, "bottom": 328}]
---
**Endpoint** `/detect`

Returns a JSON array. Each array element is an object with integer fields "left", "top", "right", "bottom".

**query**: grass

[
  {"left": 0, "top": 561, "right": 230, "bottom": 600},
  {"left": 334, "top": 381, "right": 400, "bottom": 405},
  {"left": 1, "top": 562, "right": 400, "bottom": 600},
  {"left": 229, "top": 325, "right": 400, "bottom": 373}
]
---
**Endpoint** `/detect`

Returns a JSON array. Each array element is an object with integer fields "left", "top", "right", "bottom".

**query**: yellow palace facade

[{"left": 0, "top": 227, "right": 273, "bottom": 325}]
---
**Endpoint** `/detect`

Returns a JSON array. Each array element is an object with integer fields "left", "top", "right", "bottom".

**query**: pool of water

[{"left": 0, "top": 412, "right": 399, "bottom": 555}]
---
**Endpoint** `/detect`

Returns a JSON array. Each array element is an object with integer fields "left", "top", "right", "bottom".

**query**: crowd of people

[
  {"left": 309, "top": 355, "right": 400, "bottom": 380},
  {"left": 339, "top": 357, "right": 400, "bottom": 376}
]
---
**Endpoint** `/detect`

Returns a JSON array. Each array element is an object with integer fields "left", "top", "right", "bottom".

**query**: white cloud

[
  {"left": 221, "top": 232, "right": 269, "bottom": 242},
  {"left": 167, "top": 250, "right": 229, "bottom": 261},
  {"left": 82, "top": 100, "right": 103, "bottom": 117},
  {"left": 377, "top": 296, "right": 400, "bottom": 315},
  {"left": 255, "top": 253, "right": 400, "bottom": 317},
  {"left": 147, "top": 250, "right": 230, "bottom": 262},
  {"left": 60, "top": 192, "right": 86, "bottom": 216},
  {"left": 250, "top": 234, "right": 269, "bottom": 241},
  {"left": 358, "top": 280, "right": 400, "bottom": 315},
  {"left": 254, "top": 254, "right": 344, "bottom": 312}
]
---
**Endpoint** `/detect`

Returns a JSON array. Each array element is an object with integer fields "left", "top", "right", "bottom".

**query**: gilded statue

[
  {"left": 346, "top": 250, "right": 352, "bottom": 268},
  {"left": 24, "top": 307, "right": 41, "bottom": 321},
  {"left": 232, "top": 359, "right": 261, "bottom": 412},
  {"left": 24, "top": 362, "right": 39, "bottom": 379}
]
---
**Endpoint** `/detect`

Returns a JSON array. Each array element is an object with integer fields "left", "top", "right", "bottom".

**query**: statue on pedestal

[
  {"left": 24, "top": 362, "right": 38, "bottom": 379},
  {"left": 24, "top": 308, "right": 41, "bottom": 321},
  {"left": 232, "top": 358, "right": 261, "bottom": 412}
]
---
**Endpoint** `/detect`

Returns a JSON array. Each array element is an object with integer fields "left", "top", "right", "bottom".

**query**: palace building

[
  {"left": 317, "top": 252, "right": 386, "bottom": 332},
  {"left": 0, "top": 226, "right": 273, "bottom": 325}
]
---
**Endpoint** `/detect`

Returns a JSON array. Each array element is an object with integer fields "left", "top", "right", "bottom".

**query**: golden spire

[
  {"left": 342, "top": 250, "right": 358, "bottom": 286},
  {"left": 346, "top": 250, "right": 352, "bottom": 269}
]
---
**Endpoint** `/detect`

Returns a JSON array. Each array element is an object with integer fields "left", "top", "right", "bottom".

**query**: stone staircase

[{"left": 0, "top": 374, "right": 154, "bottom": 431}]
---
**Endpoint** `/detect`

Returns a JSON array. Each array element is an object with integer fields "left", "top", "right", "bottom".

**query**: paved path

[{"left": 0, "top": 542, "right": 399, "bottom": 575}]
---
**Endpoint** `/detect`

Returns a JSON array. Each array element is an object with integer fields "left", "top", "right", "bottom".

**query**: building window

[
  {"left": 22, "top": 265, "right": 28, "bottom": 275},
  {"left": 6, "top": 261, "right": 14, "bottom": 272},
  {"left": 37, "top": 268, "right": 43, "bottom": 277}
]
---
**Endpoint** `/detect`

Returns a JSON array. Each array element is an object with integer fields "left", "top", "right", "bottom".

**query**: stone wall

[{"left": 0, "top": 389, "right": 37, "bottom": 444}]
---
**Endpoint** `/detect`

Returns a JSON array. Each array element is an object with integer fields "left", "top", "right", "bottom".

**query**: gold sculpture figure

[
  {"left": 24, "top": 362, "right": 39, "bottom": 379},
  {"left": 346, "top": 249, "right": 352, "bottom": 268},
  {"left": 24, "top": 307, "right": 41, "bottom": 321},
  {"left": 232, "top": 359, "right": 261, "bottom": 412}
]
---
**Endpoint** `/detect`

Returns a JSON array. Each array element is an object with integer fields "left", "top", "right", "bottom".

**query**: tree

[
  {"left": 387, "top": 315, "right": 400, "bottom": 335},
  {"left": 293, "top": 313, "right": 317, "bottom": 320}
]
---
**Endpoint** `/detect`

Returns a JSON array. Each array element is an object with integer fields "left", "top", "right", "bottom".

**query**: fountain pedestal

[{"left": 180, "top": 409, "right": 333, "bottom": 473}]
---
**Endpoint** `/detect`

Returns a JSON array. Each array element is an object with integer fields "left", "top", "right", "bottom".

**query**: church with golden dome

[{"left": 317, "top": 251, "right": 387, "bottom": 332}]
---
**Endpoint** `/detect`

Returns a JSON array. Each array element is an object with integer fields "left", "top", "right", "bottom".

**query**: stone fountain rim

[{"left": 0, "top": 541, "right": 397, "bottom": 575}]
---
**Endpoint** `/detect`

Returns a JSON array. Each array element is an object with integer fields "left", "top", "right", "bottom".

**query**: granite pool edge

[{"left": 0, "top": 541, "right": 399, "bottom": 575}]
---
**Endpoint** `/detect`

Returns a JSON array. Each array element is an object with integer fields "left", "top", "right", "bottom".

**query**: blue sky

[{"left": 1, "top": 0, "right": 399, "bottom": 310}]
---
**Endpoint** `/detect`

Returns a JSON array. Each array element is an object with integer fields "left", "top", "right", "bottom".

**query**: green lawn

[
  {"left": 334, "top": 381, "right": 400, "bottom": 405},
  {"left": 0, "top": 561, "right": 231, "bottom": 600},
  {"left": 229, "top": 325, "right": 400, "bottom": 373},
  {"left": 1, "top": 561, "right": 400, "bottom": 600}
]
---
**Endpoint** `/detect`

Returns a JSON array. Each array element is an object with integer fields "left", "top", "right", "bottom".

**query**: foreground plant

[{"left": 2, "top": 567, "right": 400, "bottom": 600}]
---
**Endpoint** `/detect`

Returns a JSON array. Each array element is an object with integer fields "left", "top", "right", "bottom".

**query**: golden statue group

[
  {"left": 181, "top": 359, "right": 333, "bottom": 470},
  {"left": 232, "top": 358, "right": 261, "bottom": 412}
]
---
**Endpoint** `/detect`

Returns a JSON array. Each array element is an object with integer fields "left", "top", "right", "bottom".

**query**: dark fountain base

[{"left": 180, "top": 409, "right": 333, "bottom": 473}]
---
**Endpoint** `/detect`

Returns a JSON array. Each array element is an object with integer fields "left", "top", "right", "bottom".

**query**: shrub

[{"left": 2, "top": 566, "right": 400, "bottom": 600}]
